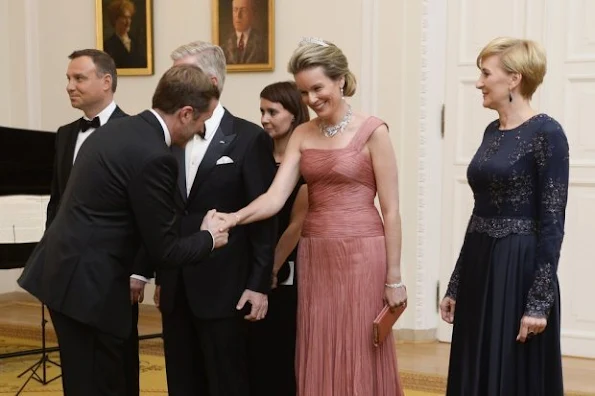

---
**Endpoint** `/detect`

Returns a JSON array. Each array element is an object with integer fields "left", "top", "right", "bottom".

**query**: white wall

[
  {"left": 1, "top": 0, "right": 369, "bottom": 129},
  {"left": 0, "top": 0, "right": 11, "bottom": 125},
  {"left": 0, "top": 0, "right": 438, "bottom": 334}
]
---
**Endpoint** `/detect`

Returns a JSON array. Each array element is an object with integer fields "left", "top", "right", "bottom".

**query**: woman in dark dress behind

[
  {"left": 247, "top": 81, "right": 310, "bottom": 395},
  {"left": 440, "top": 37, "right": 569, "bottom": 396}
]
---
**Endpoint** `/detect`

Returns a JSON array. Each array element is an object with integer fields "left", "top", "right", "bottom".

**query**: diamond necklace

[{"left": 319, "top": 104, "right": 353, "bottom": 138}]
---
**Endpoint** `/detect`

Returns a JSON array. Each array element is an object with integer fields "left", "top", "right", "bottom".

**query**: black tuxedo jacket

[
  {"left": 45, "top": 107, "right": 150, "bottom": 279},
  {"left": 18, "top": 111, "right": 214, "bottom": 338},
  {"left": 46, "top": 106, "right": 126, "bottom": 228},
  {"left": 157, "top": 109, "right": 277, "bottom": 318}
]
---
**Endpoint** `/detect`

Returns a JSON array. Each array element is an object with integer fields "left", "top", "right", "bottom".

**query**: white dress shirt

[
  {"left": 73, "top": 101, "right": 117, "bottom": 164},
  {"left": 184, "top": 102, "right": 225, "bottom": 196},
  {"left": 149, "top": 109, "right": 172, "bottom": 147}
]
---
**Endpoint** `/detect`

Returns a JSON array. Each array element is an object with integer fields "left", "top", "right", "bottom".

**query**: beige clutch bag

[{"left": 373, "top": 304, "right": 406, "bottom": 347}]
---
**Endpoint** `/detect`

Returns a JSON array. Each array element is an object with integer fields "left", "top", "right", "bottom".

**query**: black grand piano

[{"left": 0, "top": 126, "right": 55, "bottom": 269}]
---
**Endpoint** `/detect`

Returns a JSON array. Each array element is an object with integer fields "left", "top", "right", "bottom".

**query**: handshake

[{"left": 199, "top": 209, "right": 241, "bottom": 249}]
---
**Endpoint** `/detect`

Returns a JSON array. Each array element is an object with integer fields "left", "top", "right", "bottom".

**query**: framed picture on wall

[
  {"left": 212, "top": 0, "right": 275, "bottom": 72},
  {"left": 95, "top": 0, "right": 153, "bottom": 76}
]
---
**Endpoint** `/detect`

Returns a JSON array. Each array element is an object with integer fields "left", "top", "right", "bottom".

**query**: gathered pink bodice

[{"left": 299, "top": 116, "right": 386, "bottom": 238}]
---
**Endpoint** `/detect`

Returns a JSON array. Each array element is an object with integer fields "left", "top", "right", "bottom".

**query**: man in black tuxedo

[
  {"left": 18, "top": 64, "right": 227, "bottom": 396},
  {"left": 44, "top": 49, "right": 147, "bottom": 395},
  {"left": 153, "top": 41, "right": 276, "bottom": 396}
]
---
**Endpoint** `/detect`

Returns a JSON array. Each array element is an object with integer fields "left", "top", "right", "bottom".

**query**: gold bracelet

[{"left": 385, "top": 282, "right": 405, "bottom": 289}]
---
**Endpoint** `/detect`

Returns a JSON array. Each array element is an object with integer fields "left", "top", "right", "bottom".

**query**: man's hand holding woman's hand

[
  {"left": 200, "top": 210, "right": 244, "bottom": 249},
  {"left": 200, "top": 209, "right": 230, "bottom": 248},
  {"left": 213, "top": 212, "right": 241, "bottom": 232}
]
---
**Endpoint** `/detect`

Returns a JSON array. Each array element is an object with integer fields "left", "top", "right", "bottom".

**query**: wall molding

[
  {"left": 415, "top": 0, "right": 447, "bottom": 330},
  {"left": 416, "top": 0, "right": 430, "bottom": 330}
]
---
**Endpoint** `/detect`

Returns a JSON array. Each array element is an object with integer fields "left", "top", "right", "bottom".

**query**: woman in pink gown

[{"left": 219, "top": 38, "right": 406, "bottom": 396}]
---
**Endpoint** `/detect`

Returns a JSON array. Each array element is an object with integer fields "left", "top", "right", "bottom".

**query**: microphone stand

[{"left": 16, "top": 303, "right": 61, "bottom": 395}]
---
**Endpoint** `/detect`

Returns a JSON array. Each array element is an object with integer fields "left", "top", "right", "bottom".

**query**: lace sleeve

[
  {"left": 524, "top": 122, "right": 569, "bottom": 318},
  {"left": 445, "top": 218, "right": 472, "bottom": 300},
  {"left": 445, "top": 258, "right": 462, "bottom": 300}
]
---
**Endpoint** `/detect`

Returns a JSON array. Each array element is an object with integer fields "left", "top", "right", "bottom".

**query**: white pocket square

[{"left": 216, "top": 156, "right": 234, "bottom": 165}]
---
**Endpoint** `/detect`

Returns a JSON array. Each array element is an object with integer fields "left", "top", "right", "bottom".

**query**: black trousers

[
  {"left": 161, "top": 284, "right": 250, "bottom": 396},
  {"left": 49, "top": 309, "right": 127, "bottom": 396},
  {"left": 247, "top": 284, "right": 297, "bottom": 396},
  {"left": 123, "top": 303, "right": 140, "bottom": 396}
]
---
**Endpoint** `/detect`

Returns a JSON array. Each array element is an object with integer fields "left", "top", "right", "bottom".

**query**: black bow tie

[{"left": 80, "top": 117, "right": 100, "bottom": 132}]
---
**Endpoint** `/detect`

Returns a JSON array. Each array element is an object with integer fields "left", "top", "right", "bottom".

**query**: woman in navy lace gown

[{"left": 440, "top": 37, "right": 569, "bottom": 395}]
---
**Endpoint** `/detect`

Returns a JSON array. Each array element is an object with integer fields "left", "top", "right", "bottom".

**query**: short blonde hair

[
  {"left": 287, "top": 39, "right": 357, "bottom": 97},
  {"left": 477, "top": 37, "right": 546, "bottom": 99},
  {"left": 170, "top": 41, "right": 227, "bottom": 94}
]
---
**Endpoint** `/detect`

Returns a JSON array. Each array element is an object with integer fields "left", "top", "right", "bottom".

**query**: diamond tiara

[{"left": 298, "top": 37, "right": 329, "bottom": 47}]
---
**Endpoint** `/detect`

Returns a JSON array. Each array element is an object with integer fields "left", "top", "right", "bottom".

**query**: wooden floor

[{"left": 1, "top": 293, "right": 594, "bottom": 394}]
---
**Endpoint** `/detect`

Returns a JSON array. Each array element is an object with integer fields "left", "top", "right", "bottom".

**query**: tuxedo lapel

[
  {"left": 61, "top": 106, "right": 128, "bottom": 193},
  {"left": 109, "top": 106, "right": 127, "bottom": 120},
  {"left": 187, "top": 116, "right": 236, "bottom": 203},
  {"left": 62, "top": 122, "right": 80, "bottom": 185},
  {"left": 172, "top": 145, "right": 187, "bottom": 203}
]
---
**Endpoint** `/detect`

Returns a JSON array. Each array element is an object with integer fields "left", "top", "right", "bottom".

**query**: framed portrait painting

[
  {"left": 212, "top": 0, "right": 275, "bottom": 72},
  {"left": 95, "top": 0, "right": 154, "bottom": 76}
]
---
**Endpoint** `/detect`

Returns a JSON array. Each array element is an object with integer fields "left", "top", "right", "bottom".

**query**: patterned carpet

[
  {"left": 0, "top": 334, "right": 167, "bottom": 395},
  {"left": 0, "top": 323, "right": 443, "bottom": 395},
  {"left": 0, "top": 334, "right": 441, "bottom": 395},
  {"left": 0, "top": 324, "right": 590, "bottom": 395},
  {"left": 0, "top": 340, "right": 441, "bottom": 396}
]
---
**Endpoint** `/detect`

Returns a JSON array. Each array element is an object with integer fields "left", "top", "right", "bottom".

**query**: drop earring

[
  {"left": 509, "top": 90, "right": 513, "bottom": 103},
  {"left": 340, "top": 87, "right": 344, "bottom": 99}
]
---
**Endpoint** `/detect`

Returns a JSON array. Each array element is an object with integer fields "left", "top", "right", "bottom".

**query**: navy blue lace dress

[{"left": 445, "top": 114, "right": 569, "bottom": 396}]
